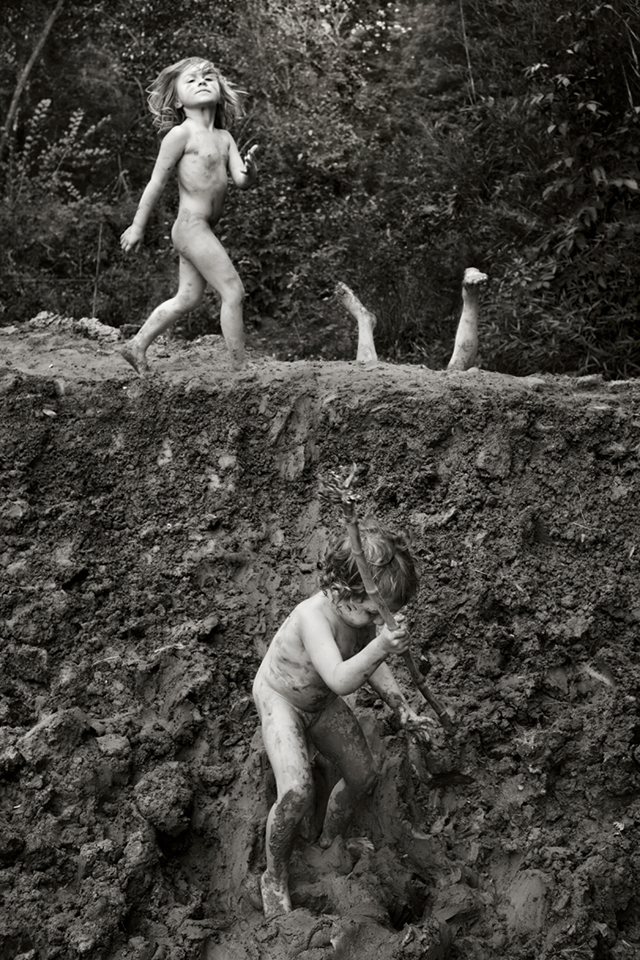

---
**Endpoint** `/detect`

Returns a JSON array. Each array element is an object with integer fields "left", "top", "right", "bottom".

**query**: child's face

[
  {"left": 336, "top": 596, "right": 390, "bottom": 628},
  {"left": 175, "top": 65, "right": 220, "bottom": 111}
]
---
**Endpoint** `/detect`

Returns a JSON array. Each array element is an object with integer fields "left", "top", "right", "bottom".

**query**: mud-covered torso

[
  {"left": 173, "top": 124, "right": 230, "bottom": 227},
  {"left": 255, "top": 593, "right": 375, "bottom": 712}
]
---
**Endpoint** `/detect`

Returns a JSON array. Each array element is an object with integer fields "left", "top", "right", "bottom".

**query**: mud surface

[{"left": 1, "top": 317, "right": 640, "bottom": 960}]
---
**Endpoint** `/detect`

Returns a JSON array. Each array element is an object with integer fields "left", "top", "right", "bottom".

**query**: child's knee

[
  {"left": 176, "top": 288, "right": 203, "bottom": 313},
  {"left": 222, "top": 277, "right": 245, "bottom": 307},
  {"left": 279, "top": 779, "right": 314, "bottom": 819}
]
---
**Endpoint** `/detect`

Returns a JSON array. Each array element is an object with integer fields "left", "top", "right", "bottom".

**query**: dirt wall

[{"left": 1, "top": 334, "right": 639, "bottom": 959}]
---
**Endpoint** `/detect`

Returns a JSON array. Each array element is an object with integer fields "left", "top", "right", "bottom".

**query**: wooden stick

[
  {"left": 320, "top": 467, "right": 455, "bottom": 733},
  {"left": 92, "top": 221, "right": 103, "bottom": 318}
]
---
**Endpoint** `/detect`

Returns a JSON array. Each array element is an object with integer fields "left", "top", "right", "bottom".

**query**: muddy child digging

[
  {"left": 119, "top": 57, "right": 259, "bottom": 375},
  {"left": 252, "top": 520, "right": 432, "bottom": 919}
]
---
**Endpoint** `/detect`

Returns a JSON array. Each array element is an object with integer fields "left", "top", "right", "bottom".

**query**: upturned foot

[
  {"left": 462, "top": 267, "right": 488, "bottom": 289},
  {"left": 334, "top": 281, "right": 378, "bottom": 364}
]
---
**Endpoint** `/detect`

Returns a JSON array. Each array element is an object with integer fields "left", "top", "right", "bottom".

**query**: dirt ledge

[{"left": 1, "top": 321, "right": 639, "bottom": 960}]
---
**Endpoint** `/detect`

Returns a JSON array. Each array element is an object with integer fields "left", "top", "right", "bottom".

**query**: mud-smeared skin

[
  {"left": 260, "top": 868, "right": 292, "bottom": 919},
  {"left": 1, "top": 323, "right": 640, "bottom": 959},
  {"left": 260, "top": 789, "right": 300, "bottom": 918}
]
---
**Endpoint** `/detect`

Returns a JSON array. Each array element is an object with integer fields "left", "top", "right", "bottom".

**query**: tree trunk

[{"left": 0, "top": 0, "right": 66, "bottom": 160}]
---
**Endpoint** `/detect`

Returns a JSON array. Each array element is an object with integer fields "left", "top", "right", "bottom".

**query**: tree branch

[{"left": 0, "top": 0, "right": 66, "bottom": 161}]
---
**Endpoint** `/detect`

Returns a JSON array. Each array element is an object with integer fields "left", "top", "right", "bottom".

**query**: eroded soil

[{"left": 1, "top": 317, "right": 640, "bottom": 960}]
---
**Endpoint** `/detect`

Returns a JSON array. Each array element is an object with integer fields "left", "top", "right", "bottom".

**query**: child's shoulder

[
  {"left": 295, "top": 591, "right": 335, "bottom": 625},
  {"left": 162, "top": 122, "right": 190, "bottom": 147},
  {"left": 291, "top": 590, "right": 330, "bottom": 619},
  {"left": 303, "top": 589, "right": 332, "bottom": 610},
  {"left": 214, "top": 127, "right": 234, "bottom": 150}
]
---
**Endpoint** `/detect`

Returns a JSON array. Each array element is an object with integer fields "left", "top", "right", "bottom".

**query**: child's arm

[
  {"left": 367, "top": 661, "right": 434, "bottom": 737},
  {"left": 226, "top": 135, "right": 259, "bottom": 190},
  {"left": 300, "top": 614, "right": 410, "bottom": 697},
  {"left": 121, "top": 126, "right": 188, "bottom": 252}
]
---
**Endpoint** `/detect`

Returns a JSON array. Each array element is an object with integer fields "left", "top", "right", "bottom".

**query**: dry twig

[{"left": 319, "top": 465, "right": 455, "bottom": 733}]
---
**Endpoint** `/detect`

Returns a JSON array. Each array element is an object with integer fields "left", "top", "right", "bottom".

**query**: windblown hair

[
  {"left": 147, "top": 57, "right": 244, "bottom": 132},
  {"left": 319, "top": 518, "right": 419, "bottom": 610}
]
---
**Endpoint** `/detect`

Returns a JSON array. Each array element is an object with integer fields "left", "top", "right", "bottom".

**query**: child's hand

[
  {"left": 376, "top": 614, "right": 410, "bottom": 656},
  {"left": 120, "top": 225, "right": 143, "bottom": 254},
  {"left": 397, "top": 705, "right": 435, "bottom": 743},
  {"left": 242, "top": 144, "right": 259, "bottom": 181}
]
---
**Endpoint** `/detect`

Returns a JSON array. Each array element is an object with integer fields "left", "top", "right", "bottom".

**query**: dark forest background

[{"left": 1, "top": 0, "right": 639, "bottom": 377}]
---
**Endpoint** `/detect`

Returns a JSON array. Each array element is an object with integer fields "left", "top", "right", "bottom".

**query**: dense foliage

[{"left": 1, "top": 0, "right": 639, "bottom": 376}]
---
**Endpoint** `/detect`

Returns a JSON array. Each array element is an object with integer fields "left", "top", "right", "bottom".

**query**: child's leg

[
  {"left": 121, "top": 257, "right": 206, "bottom": 375},
  {"left": 175, "top": 223, "right": 246, "bottom": 371},
  {"left": 447, "top": 266, "right": 488, "bottom": 372},
  {"left": 308, "top": 698, "right": 377, "bottom": 849},
  {"left": 254, "top": 683, "right": 315, "bottom": 918}
]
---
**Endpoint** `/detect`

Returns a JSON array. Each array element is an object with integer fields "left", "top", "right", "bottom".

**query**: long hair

[
  {"left": 147, "top": 57, "right": 244, "bottom": 132},
  {"left": 319, "top": 518, "right": 419, "bottom": 610}
]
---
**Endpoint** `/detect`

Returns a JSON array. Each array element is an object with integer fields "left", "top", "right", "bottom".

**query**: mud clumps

[
  {"left": 134, "top": 762, "right": 194, "bottom": 837},
  {"left": 1, "top": 336, "right": 640, "bottom": 959}
]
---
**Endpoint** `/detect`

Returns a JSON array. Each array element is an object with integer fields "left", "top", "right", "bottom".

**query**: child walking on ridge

[
  {"left": 252, "top": 520, "right": 432, "bottom": 919},
  {"left": 120, "top": 56, "right": 259, "bottom": 375}
]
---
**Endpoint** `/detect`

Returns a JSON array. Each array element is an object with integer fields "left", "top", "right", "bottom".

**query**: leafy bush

[{"left": 1, "top": 0, "right": 639, "bottom": 378}]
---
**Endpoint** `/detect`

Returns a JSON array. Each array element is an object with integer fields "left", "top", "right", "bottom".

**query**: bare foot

[
  {"left": 227, "top": 343, "right": 247, "bottom": 373},
  {"left": 120, "top": 341, "right": 150, "bottom": 376},
  {"left": 260, "top": 869, "right": 292, "bottom": 919},
  {"left": 234, "top": 360, "right": 258, "bottom": 379},
  {"left": 462, "top": 266, "right": 488, "bottom": 289}
]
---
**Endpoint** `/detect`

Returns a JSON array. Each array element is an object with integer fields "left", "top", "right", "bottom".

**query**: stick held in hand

[{"left": 319, "top": 464, "right": 455, "bottom": 733}]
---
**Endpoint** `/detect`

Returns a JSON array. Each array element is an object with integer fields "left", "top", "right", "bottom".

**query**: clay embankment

[{"left": 1, "top": 326, "right": 639, "bottom": 959}]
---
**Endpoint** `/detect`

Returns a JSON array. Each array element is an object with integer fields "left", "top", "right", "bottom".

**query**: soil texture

[{"left": 1, "top": 315, "right": 640, "bottom": 960}]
